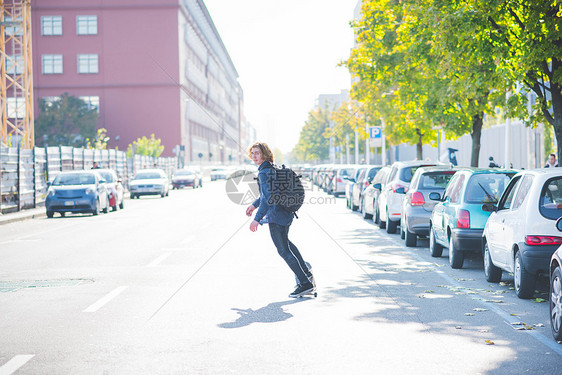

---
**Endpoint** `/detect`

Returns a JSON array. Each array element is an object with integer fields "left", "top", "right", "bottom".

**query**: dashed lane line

[
  {"left": 83, "top": 286, "right": 128, "bottom": 313},
  {"left": 147, "top": 253, "right": 172, "bottom": 267},
  {"left": 0, "top": 355, "right": 34, "bottom": 375}
]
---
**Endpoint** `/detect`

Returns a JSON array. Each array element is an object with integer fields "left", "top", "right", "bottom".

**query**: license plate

[{"left": 64, "top": 201, "right": 74, "bottom": 206}]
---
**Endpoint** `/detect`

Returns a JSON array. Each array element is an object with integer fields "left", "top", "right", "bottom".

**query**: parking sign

[{"left": 369, "top": 126, "right": 382, "bottom": 139}]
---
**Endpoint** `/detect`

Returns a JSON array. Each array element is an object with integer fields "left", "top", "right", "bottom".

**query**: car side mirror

[
  {"left": 556, "top": 217, "right": 562, "bottom": 232},
  {"left": 373, "top": 183, "right": 382, "bottom": 190},
  {"left": 429, "top": 192, "right": 441, "bottom": 201},
  {"left": 46, "top": 181, "right": 51, "bottom": 187},
  {"left": 99, "top": 178, "right": 106, "bottom": 184},
  {"left": 481, "top": 203, "right": 498, "bottom": 213},
  {"left": 395, "top": 187, "right": 406, "bottom": 194}
]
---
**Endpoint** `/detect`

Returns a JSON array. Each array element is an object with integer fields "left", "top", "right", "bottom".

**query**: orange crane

[{"left": 0, "top": 0, "right": 34, "bottom": 148}]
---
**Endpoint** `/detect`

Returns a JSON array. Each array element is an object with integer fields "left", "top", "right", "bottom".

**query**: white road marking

[
  {"left": 83, "top": 286, "right": 128, "bottom": 313},
  {"left": 0, "top": 355, "right": 35, "bottom": 375},
  {"left": 147, "top": 253, "right": 172, "bottom": 267}
]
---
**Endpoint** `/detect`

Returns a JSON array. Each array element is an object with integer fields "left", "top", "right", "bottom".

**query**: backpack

[{"left": 265, "top": 164, "right": 305, "bottom": 214}]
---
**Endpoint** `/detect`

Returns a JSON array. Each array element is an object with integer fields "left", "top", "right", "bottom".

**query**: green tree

[
  {"left": 34, "top": 93, "right": 97, "bottom": 147},
  {"left": 127, "top": 134, "right": 164, "bottom": 157},
  {"left": 292, "top": 107, "right": 330, "bottom": 162}
]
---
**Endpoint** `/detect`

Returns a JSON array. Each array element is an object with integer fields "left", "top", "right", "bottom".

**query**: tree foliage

[
  {"left": 34, "top": 93, "right": 97, "bottom": 147},
  {"left": 292, "top": 107, "right": 331, "bottom": 162},
  {"left": 86, "top": 128, "right": 110, "bottom": 150},
  {"left": 127, "top": 134, "right": 164, "bottom": 157}
]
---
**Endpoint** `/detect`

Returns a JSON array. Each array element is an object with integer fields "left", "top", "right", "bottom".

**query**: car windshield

[
  {"left": 420, "top": 171, "right": 455, "bottom": 189},
  {"left": 174, "top": 170, "right": 193, "bottom": 176},
  {"left": 539, "top": 177, "right": 562, "bottom": 220},
  {"left": 53, "top": 173, "right": 95, "bottom": 186},
  {"left": 134, "top": 172, "right": 162, "bottom": 180},
  {"left": 98, "top": 172, "right": 114, "bottom": 182},
  {"left": 465, "top": 173, "right": 512, "bottom": 204},
  {"left": 368, "top": 167, "right": 382, "bottom": 179}
]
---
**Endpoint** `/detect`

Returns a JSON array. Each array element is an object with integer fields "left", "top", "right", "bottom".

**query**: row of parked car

[
  {"left": 45, "top": 167, "right": 204, "bottom": 218},
  {"left": 303, "top": 161, "right": 562, "bottom": 341}
]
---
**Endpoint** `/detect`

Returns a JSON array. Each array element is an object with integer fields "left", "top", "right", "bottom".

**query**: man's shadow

[{"left": 218, "top": 298, "right": 312, "bottom": 329}]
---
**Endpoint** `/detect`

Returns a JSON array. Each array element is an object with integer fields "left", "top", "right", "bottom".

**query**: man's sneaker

[{"left": 289, "top": 282, "right": 314, "bottom": 298}]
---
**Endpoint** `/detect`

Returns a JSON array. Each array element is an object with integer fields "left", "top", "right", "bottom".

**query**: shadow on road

[{"left": 218, "top": 298, "right": 311, "bottom": 329}]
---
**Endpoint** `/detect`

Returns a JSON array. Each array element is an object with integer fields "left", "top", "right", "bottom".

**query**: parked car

[
  {"left": 378, "top": 160, "right": 441, "bottom": 233},
  {"left": 172, "top": 169, "right": 202, "bottom": 189},
  {"left": 346, "top": 167, "right": 367, "bottom": 210},
  {"left": 400, "top": 166, "right": 457, "bottom": 247},
  {"left": 210, "top": 167, "right": 230, "bottom": 181},
  {"left": 129, "top": 169, "right": 170, "bottom": 198},
  {"left": 429, "top": 168, "right": 516, "bottom": 269},
  {"left": 550, "top": 219, "right": 562, "bottom": 341},
  {"left": 96, "top": 169, "right": 125, "bottom": 211},
  {"left": 331, "top": 165, "right": 358, "bottom": 196},
  {"left": 45, "top": 170, "right": 109, "bottom": 218},
  {"left": 362, "top": 166, "right": 391, "bottom": 222},
  {"left": 482, "top": 168, "right": 562, "bottom": 298},
  {"left": 357, "top": 166, "right": 383, "bottom": 216}
]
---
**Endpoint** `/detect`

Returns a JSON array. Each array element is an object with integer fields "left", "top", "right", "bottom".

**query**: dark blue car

[{"left": 45, "top": 171, "right": 109, "bottom": 218}]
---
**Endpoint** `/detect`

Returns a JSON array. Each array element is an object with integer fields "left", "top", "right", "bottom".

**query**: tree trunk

[
  {"left": 416, "top": 128, "right": 423, "bottom": 160},
  {"left": 470, "top": 112, "right": 483, "bottom": 167},
  {"left": 551, "top": 80, "right": 562, "bottom": 164}
]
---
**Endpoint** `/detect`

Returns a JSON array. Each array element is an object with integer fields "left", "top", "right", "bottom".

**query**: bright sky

[{"left": 204, "top": 0, "right": 359, "bottom": 154}]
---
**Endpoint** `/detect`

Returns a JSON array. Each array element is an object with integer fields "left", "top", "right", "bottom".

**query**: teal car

[{"left": 428, "top": 168, "right": 517, "bottom": 269}]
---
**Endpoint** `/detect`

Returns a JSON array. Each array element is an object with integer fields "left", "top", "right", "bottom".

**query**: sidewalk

[{"left": 0, "top": 206, "right": 46, "bottom": 225}]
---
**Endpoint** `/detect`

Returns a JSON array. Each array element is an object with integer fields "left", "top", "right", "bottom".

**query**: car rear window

[
  {"left": 399, "top": 165, "right": 436, "bottom": 183},
  {"left": 367, "top": 167, "right": 382, "bottom": 179},
  {"left": 464, "top": 173, "right": 512, "bottom": 204},
  {"left": 539, "top": 177, "right": 562, "bottom": 220},
  {"left": 135, "top": 172, "right": 163, "bottom": 180},
  {"left": 419, "top": 171, "right": 456, "bottom": 189},
  {"left": 339, "top": 168, "right": 356, "bottom": 177}
]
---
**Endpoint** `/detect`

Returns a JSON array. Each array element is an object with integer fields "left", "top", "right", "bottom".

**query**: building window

[
  {"left": 79, "top": 96, "right": 100, "bottom": 112},
  {"left": 6, "top": 97, "right": 26, "bottom": 118},
  {"left": 5, "top": 55, "right": 23, "bottom": 74},
  {"left": 77, "top": 54, "right": 98, "bottom": 74},
  {"left": 41, "top": 54, "right": 63, "bottom": 74},
  {"left": 41, "top": 16, "right": 62, "bottom": 35},
  {"left": 3, "top": 17, "right": 22, "bottom": 36},
  {"left": 41, "top": 96, "right": 60, "bottom": 107},
  {"left": 76, "top": 15, "right": 97, "bottom": 35}
]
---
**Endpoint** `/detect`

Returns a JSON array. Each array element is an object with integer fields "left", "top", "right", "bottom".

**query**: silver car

[
  {"left": 129, "top": 169, "right": 170, "bottom": 198},
  {"left": 400, "top": 166, "right": 457, "bottom": 247}
]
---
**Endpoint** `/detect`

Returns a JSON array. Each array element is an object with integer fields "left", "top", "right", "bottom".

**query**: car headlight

[
  {"left": 85, "top": 187, "right": 96, "bottom": 194},
  {"left": 47, "top": 188, "right": 56, "bottom": 197}
]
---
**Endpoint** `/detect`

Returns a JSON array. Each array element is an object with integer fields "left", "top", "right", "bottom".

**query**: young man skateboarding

[{"left": 246, "top": 142, "right": 315, "bottom": 298}]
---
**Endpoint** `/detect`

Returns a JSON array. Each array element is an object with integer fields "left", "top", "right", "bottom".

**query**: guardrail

[{"left": 0, "top": 146, "right": 176, "bottom": 214}]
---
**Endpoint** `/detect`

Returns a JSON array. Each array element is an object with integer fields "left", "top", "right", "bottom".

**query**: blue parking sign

[{"left": 369, "top": 126, "right": 382, "bottom": 139}]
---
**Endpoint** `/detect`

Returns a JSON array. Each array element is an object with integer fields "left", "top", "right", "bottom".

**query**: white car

[
  {"left": 129, "top": 169, "right": 170, "bottom": 198},
  {"left": 378, "top": 160, "right": 441, "bottom": 233},
  {"left": 482, "top": 168, "right": 562, "bottom": 299}
]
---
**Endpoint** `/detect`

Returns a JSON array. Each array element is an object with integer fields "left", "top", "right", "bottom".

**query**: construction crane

[{"left": 0, "top": 0, "right": 34, "bottom": 149}]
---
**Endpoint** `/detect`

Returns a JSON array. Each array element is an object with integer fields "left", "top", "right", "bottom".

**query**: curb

[{"left": 0, "top": 209, "right": 47, "bottom": 226}]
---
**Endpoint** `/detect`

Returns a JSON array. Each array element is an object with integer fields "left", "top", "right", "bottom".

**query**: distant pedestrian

[
  {"left": 245, "top": 142, "right": 315, "bottom": 298},
  {"left": 545, "top": 153, "right": 558, "bottom": 168},
  {"left": 91, "top": 161, "right": 100, "bottom": 169}
]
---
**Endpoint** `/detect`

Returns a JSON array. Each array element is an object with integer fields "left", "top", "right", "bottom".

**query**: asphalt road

[{"left": 0, "top": 180, "right": 560, "bottom": 374}]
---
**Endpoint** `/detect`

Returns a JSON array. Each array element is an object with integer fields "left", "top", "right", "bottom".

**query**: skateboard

[{"left": 294, "top": 262, "right": 317, "bottom": 298}]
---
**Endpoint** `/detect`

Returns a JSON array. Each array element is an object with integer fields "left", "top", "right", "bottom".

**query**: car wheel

[
  {"left": 46, "top": 210, "right": 54, "bottom": 218},
  {"left": 400, "top": 221, "right": 405, "bottom": 239},
  {"left": 112, "top": 204, "right": 118, "bottom": 212},
  {"left": 362, "top": 199, "right": 373, "bottom": 220},
  {"left": 119, "top": 199, "right": 125, "bottom": 209},
  {"left": 386, "top": 218, "right": 397, "bottom": 234},
  {"left": 346, "top": 197, "right": 351, "bottom": 209},
  {"left": 92, "top": 199, "right": 100, "bottom": 216},
  {"left": 374, "top": 205, "right": 380, "bottom": 225},
  {"left": 60, "top": 212, "right": 65, "bottom": 217},
  {"left": 514, "top": 251, "right": 536, "bottom": 299},
  {"left": 483, "top": 241, "right": 502, "bottom": 282},
  {"left": 351, "top": 199, "right": 358, "bottom": 211},
  {"left": 404, "top": 223, "right": 417, "bottom": 247},
  {"left": 102, "top": 197, "right": 109, "bottom": 214},
  {"left": 449, "top": 235, "right": 464, "bottom": 269},
  {"left": 429, "top": 225, "right": 443, "bottom": 257},
  {"left": 550, "top": 266, "right": 562, "bottom": 341}
]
